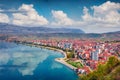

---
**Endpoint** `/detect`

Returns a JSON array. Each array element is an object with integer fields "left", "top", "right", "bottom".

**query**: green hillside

[{"left": 80, "top": 56, "right": 120, "bottom": 80}]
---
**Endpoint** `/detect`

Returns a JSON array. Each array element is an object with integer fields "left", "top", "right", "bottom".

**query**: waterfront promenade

[
  {"left": 38, "top": 46, "right": 77, "bottom": 70},
  {"left": 15, "top": 41, "right": 78, "bottom": 70}
]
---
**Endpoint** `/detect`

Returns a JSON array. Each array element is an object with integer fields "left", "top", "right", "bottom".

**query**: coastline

[
  {"left": 38, "top": 46, "right": 77, "bottom": 70},
  {"left": 14, "top": 44, "right": 77, "bottom": 70},
  {"left": 55, "top": 58, "right": 77, "bottom": 70},
  {"left": 21, "top": 43, "right": 78, "bottom": 70}
]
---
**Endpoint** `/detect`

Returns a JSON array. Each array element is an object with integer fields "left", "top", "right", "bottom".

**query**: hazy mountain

[
  {"left": 0, "top": 23, "right": 120, "bottom": 39},
  {"left": 34, "top": 32, "right": 120, "bottom": 39},
  {"left": 0, "top": 23, "right": 84, "bottom": 34}
]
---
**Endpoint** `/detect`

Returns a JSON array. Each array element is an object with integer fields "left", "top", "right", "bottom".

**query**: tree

[{"left": 80, "top": 56, "right": 120, "bottom": 80}]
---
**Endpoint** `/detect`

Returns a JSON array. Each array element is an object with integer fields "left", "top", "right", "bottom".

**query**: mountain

[
  {"left": 0, "top": 23, "right": 120, "bottom": 39},
  {"left": 0, "top": 23, "right": 84, "bottom": 34}
]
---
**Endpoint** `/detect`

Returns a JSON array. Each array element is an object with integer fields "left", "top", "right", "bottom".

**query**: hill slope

[
  {"left": 0, "top": 23, "right": 84, "bottom": 34},
  {"left": 80, "top": 56, "right": 120, "bottom": 80},
  {"left": 0, "top": 23, "right": 120, "bottom": 39}
]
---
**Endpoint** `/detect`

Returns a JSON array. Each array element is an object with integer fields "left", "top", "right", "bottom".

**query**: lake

[{"left": 0, "top": 41, "right": 78, "bottom": 80}]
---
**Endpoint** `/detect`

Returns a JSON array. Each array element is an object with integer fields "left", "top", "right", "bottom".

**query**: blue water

[{"left": 0, "top": 41, "right": 78, "bottom": 80}]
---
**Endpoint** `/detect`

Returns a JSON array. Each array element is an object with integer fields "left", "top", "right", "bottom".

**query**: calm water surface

[{"left": 0, "top": 41, "right": 78, "bottom": 80}]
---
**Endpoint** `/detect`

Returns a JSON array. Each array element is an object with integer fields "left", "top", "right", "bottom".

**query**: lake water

[{"left": 0, "top": 41, "right": 78, "bottom": 80}]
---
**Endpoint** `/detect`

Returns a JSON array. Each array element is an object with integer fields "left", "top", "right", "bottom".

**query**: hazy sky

[{"left": 0, "top": 0, "right": 120, "bottom": 33}]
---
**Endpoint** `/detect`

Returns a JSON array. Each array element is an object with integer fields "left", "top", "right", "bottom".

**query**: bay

[{"left": 0, "top": 41, "right": 78, "bottom": 80}]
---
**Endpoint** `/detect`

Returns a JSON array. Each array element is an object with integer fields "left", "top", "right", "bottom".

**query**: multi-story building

[{"left": 91, "top": 50, "right": 99, "bottom": 61}]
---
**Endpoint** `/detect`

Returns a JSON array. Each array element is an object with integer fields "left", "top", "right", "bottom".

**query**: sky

[{"left": 0, "top": 0, "right": 120, "bottom": 33}]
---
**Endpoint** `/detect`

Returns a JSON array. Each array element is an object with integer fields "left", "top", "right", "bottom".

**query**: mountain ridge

[
  {"left": 0, "top": 23, "right": 84, "bottom": 34},
  {"left": 0, "top": 23, "right": 120, "bottom": 39}
]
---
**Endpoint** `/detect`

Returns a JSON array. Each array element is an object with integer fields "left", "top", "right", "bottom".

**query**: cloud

[
  {"left": 50, "top": 1, "right": 120, "bottom": 33},
  {"left": 12, "top": 4, "right": 49, "bottom": 26},
  {"left": 0, "top": 13, "right": 10, "bottom": 23},
  {"left": 0, "top": 9, "right": 26, "bottom": 13},
  {"left": 91, "top": 1, "right": 120, "bottom": 25},
  {"left": 77, "top": 1, "right": 120, "bottom": 33},
  {"left": 0, "top": 1, "right": 119, "bottom": 33},
  {"left": 51, "top": 10, "right": 74, "bottom": 26},
  {"left": 82, "top": 7, "right": 92, "bottom": 21}
]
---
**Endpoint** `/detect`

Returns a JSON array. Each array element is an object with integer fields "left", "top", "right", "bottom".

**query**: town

[{"left": 6, "top": 36, "right": 120, "bottom": 75}]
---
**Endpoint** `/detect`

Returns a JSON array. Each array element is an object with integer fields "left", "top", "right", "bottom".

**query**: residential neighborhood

[{"left": 28, "top": 39, "right": 120, "bottom": 74}]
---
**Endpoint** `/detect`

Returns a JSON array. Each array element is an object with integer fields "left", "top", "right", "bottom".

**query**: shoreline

[
  {"left": 19, "top": 43, "right": 78, "bottom": 70},
  {"left": 55, "top": 58, "right": 77, "bottom": 70},
  {"left": 38, "top": 46, "right": 77, "bottom": 70}
]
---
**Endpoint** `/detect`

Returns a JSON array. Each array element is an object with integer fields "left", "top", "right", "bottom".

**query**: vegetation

[
  {"left": 66, "top": 60, "right": 83, "bottom": 68},
  {"left": 80, "top": 56, "right": 120, "bottom": 80},
  {"left": 66, "top": 49, "right": 74, "bottom": 58}
]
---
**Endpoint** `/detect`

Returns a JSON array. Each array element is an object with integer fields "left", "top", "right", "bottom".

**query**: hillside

[
  {"left": 80, "top": 56, "right": 120, "bottom": 80},
  {"left": 0, "top": 23, "right": 84, "bottom": 34},
  {"left": 0, "top": 23, "right": 120, "bottom": 39}
]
